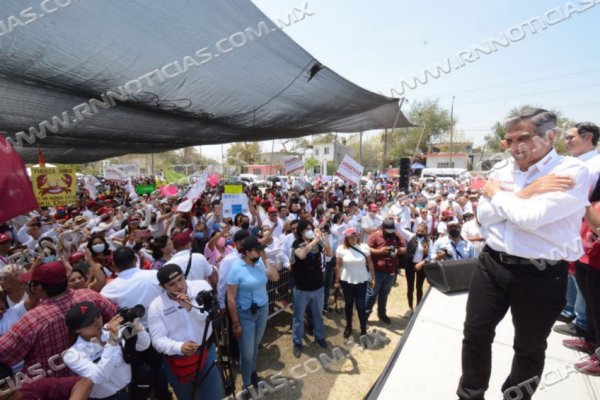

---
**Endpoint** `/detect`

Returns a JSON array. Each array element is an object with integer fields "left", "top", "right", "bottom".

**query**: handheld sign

[
  {"left": 283, "top": 155, "right": 304, "bottom": 174},
  {"left": 335, "top": 155, "right": 364, "bottom": 187}
]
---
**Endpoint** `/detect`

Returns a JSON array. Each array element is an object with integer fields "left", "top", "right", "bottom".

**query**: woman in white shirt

[
  {"left": 399, "top": 222, "right": 433, "bottom": 315},
  {"left": 334, "top": 227, "right": 375, "bottom": 339},
  {"left": 62, "top": 301, "right": 150, "bottom": 400}
]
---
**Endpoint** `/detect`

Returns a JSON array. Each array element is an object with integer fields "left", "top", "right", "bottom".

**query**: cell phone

[{"left": 135, "top": 230, "right": 152, "bottom": 238}]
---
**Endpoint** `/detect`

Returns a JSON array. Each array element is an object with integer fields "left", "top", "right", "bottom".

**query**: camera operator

[
  {"left": 429, "top": 221, "right": 476, "bottom": 261},
  {"left": 365, "top": 219, "right": 406, "bottom": 324},
  {"left": 148, "top": 264, "right": 222, "bottom": 400},
  {"left": 62, "top": 301, "right": 150, "bottom": 400},
  {"left": 99, "top": 247, "right": 172, "bottom": 400}
]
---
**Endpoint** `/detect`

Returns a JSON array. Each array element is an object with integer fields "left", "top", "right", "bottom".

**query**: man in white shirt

[
  {"left": 413, "top": 208, "right": 436, "bottom": 237},
  {"left": 263, "top": 207, "right": 284, "bottom": 239},
  {"left": 457, "top": 109, "right": 590, "bottom": 400},
  {"left": 361, "top": 204, "right": 383, "bottom": 243},
  {"left": 148, "top": 264, "right": 222, "bottom": 400},
  {"left": 169, "top": 233, "right": 217, "bottom": 287},
  {"left": 461, "top": 213, "right": 485, "bottom": 256},
  {"left": 99, "top": 247, "right": 172, "bottom": 400}
]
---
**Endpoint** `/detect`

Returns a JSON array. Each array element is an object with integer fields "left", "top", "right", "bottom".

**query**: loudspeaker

[
  {"left": 423, "top": 258, "right": 477, "bottom": 293},
  {"left": 399, "top": 158, "right": 410, "bottom": 192}
]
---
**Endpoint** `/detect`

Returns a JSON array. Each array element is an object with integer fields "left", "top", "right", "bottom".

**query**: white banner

[
  {"left": 221, "top": 194, "right": 249, "bottom": 219},
  {"left": 104, "top": 164, "right": 137, "bottom": 181},
  {"left": 283, "top": 155, "right": 304, "bottom": 174},
  {"left": 112, "top": 164, "right": 138, "bottom": 177},
  {"left": 335, "top": 155, "right": 364, "bottom": 186}
]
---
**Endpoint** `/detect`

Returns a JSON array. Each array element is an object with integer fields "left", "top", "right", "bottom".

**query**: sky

[{"left": 200, "top": 0, "right": 600, "bottom": 162}]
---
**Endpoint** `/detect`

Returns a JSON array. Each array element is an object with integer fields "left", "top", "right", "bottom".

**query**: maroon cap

[
  {"left": 262, "top": 200, "right": 272, "bottom": 209},
  {"left": 267, "top": 207, "right": 277, "bottom": 213},
  {"left": 127, "top": 216, "right": 140, "bottom": 223},
  {"left": 20, "top": 262, "right": 67, "bottom": 284},
  {"left": 173, "top": 233, "right": 193, "bottom": 247},
  {"left": 0, "top": 234, "right": 10, "bottom": 244},
  {"left": 87, "top": 200, "right": 99, "bottom": 207},
  {"left": 442, "top": 210, "right": 455, "bottom": 218},
  {"left": 68, "top": 251, "right": 85, "bottom": 264}
]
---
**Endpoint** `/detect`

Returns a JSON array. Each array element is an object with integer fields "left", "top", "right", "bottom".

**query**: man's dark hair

[
  {"left": 113, "top": 247, "right": 136, "bottom": 271},
  {"left": 463, "top": 212, "right": 474, "bottom": 221},
  {"left": 290, "top": 220, "right": 300, "bottom": 228},
  {"left": 39, "top": 280, "right": 69, "bottom": 298},
  {"left": 505, "top": 108, "right": 557, "bottom": 137},
  {"left": 573, "top": 122, "right": 600, "bottom": 146},
  {"left": 296, "top": 220, "right": 314, "bottom": 235},
  {"left": 278, "top": 205, "right": 287, "bottom": 212},
  {"left": 348, "top": 201, "right": 357, "bottom": 208}
]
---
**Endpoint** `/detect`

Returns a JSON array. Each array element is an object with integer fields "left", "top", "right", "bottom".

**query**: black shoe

[
  {"left": 557, "top": 314, "right": 576, "bottom": 324},
  {"left": 553, "top": 322, "right": 586, "bottom": 337},
  {"left": 251, "top": 371, "right": 260, "bottom": 388},
  {"left": 378, "top": 314, "right": 392, "bottom": 324},
  {"left": 293, "top": 344, "right": 302, "bottom": 358},
  {"left": 258, "top": 343, "right": 264, "bottom": 350},
  {"left": 343, "top": 325, "right": 353, "bottom": 339},
  {"left": 307, "top": 325, "right": 314, "bottom": 336},
  {"left": 323, "top": 305, "right": 332, "bottom": 313},
  {"left": 317, "top": 339, "right": 328, "bottom": 348}
]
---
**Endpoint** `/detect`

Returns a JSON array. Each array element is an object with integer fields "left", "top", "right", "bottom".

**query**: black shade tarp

[{"left": 0, "top": 0, "right": 412, "bottom": 163}]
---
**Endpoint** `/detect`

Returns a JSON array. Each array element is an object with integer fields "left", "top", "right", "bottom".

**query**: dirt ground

[{"left": 229, "top": 274, "right": 427, "bottom": 400}]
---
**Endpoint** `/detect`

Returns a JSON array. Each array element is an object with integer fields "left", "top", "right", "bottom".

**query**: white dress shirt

[
  {"left": 148, "top": 280, "right": 213, "bottom": 356},
  {"left": 462, "top": 219, "right": 485, "bottom": 256},
  {"left": 412, "top": 215, "right": 436, "bottom": 236},
  {"left": 170, "top": 249, "right": 213, "bottom": 281},
  {"left": 361, "top": 213, "right": 383, "bottom": 243},
  {"left": 478, "top": 148, "right": 590, "bottom": 260},
  {"left": 62, "top": 326, "right": 150, "bottom": 399},
  {"left": 100, "top": 268, "right": 163, "bottom": 327},
  {"left": 578, "top": 149, "right": 600, "bottom": 192},
  {"left": 217, "top": 249, "right": 241, "bottom": 309},
  {"left": 263, "top": 218, "right": 284, "bottom": 239}
]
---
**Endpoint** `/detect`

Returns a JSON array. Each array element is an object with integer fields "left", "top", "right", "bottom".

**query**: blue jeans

[
  {"left": 237, "top": 305, "right": 268, "bottom": 387},
  {"left": 561, "top": 273, "right": 587, "bottom": 330},
  {"left": 366, "top": 271, "right": 396, "bottom": 316},
  {"left": 164, "top": 343, "right": 222, "bottom": 400},
  {"left": 292, "top": 287, "right": 325, "bottom": 346}
]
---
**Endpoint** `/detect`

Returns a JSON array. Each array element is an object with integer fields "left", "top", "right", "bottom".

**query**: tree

[
  {"left": 347, "top": 134, "right": 383, "bottom": 171},
  {"left": 226, "top": 142, "right": 262, "bottom": 166},
  {"left": 386, "top": 99, "right": 454, "bottom": 162},
  {"left": 304, "top": 157, "right": 319, "bottom": 175},
  {"left": 280, "top": 137, "right": 310, "bottom": 154},
  {"left": 311, "top": 133, "right": 338, "bottom": 145},
  {"left": 485, "top": 105, "right": 575, "bottom": 155}
]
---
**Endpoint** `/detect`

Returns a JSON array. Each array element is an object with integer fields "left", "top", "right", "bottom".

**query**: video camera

[{"left": 196, "top": 290, "right": 222, "bottom": 322}]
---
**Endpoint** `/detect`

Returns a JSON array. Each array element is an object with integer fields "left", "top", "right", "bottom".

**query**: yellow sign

[
  {"left": 224, "top": 185, "right": 243, "bottom": 194},
  {"left": 31, "top": 166, "right": 77, "bottom": 207}
]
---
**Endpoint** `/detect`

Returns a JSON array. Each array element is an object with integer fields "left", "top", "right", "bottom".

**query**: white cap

[{"left": 91, "top": 227, "right": 105, "bottom": 234}]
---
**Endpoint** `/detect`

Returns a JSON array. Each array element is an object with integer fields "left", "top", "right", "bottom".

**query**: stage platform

[{"left": 368, "top": 287, "right": 600, "bottom": 399}]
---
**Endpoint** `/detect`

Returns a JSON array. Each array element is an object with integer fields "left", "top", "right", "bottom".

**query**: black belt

[{"left": 484, "top": 246, "right": 550, "bottom": 266}]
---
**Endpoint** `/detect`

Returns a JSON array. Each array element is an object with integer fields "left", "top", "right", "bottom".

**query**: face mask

[
  {"left": 92, "top": 243, "right": 106, "bottom": 253},
  {"left": 449, "top": 229, "right": 461, "bottom": 238},
  {"left": 225, "top": 238, "right": 233, "bottom": 246},
  {"left": 151, "top": 217, "right": 157, "bottom": 224},
  {"left": 212, "top": 223, "right": 221, "bottom": 232},
  {"left": 43, "top": 255, "right": 55, "bottom": 263},
  {"left": 217, "top": 238, "right": 226, "bottom": 248},
  {"left": 285, "top": 230, "right": 292, "bottom": 234},
  {"left": 250, "top": 256, "right": 260, "bottom": 263},
  {"left": 416, "top": 234, "right": 425, "bottom": 239},
  {"left": 241, "top": 222, "right": 250, "bottom": 230},
  {"left": 195, "top": 232, "right": 206, "bottom": 240},
  {"left": 304, "top": 230, "right": 315, "bottom": 240},
  {"left": 77, "top": 262, "right": 91, "bottom": 271}
]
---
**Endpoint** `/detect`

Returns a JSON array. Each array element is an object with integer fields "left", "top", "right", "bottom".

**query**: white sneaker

[{"left": 404, "top": 309, "right": 414, "bottom": 319}]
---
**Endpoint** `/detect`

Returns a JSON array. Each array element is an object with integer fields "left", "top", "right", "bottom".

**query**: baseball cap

[
  {"left": 68, "top": 251, "right": 85, "bottom": 264},
  {"left": 442, "top": 210, "right": 455, "bottom": 218},
  {"left": 56, "top": 206, "right": 66, "bottom": 212},
  {"left": 157, "top": 264, "right": 183, "bottom": 285},
  {"left": 368, "top": 204, "right": 378, "bottom": 211},
  {"left": 127, "top": 216, "right": 140, "bottom": 223},
  {"left": 172, "top": 233, "right": 193, "bottom": 247},
  {"left": 65, "top": 301, "right": 104, "bottom": 331},
  {"left": 344, "top": 227, "right": 358, "bottom": 237},
  {"left": 87, "top": 200, "right": 99, "bottom": 207},
  {"left": 0, "top": 234, "right": 10, "bottom": 244},
  {"left": 242, "top": 236, "right": 266, "bottom": 251},
  {"left": 20, "top": 261, "right": 68, "bottom": 284},
  {"left": 267, "top": 207, "right": 277, "bottom": 213},
  {"left": 254, "top": 196, "right": 261, "bottom": 204},
  {"left": 382, "top": 219, "right": 396, "bottom": 234},
  {"left": 234, "top": 230, "right": 250, "bottom": 243}
]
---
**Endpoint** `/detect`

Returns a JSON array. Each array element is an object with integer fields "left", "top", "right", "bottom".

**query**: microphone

[{"left": 170, "top": 291, "right": 201, "bottom": 309}]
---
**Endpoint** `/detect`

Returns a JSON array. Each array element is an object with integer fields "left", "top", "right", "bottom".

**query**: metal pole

[
  {"left": 449, "top": 96, "right": 455, "bottom": 168},
  {"left": 414, "top": 125, "right": 427, "bottom": 161},
  {"left": 359, "top": 126, "right": 363, "bottom": 165},
  {"left": 271, "top": 139, "right": 275, "bottom": 176},
  {"left": 221, "top": 144, "right": 225, "bottom": 178},
  {"left": 151, "top": 154, "right": 154, "bottom": 176}
]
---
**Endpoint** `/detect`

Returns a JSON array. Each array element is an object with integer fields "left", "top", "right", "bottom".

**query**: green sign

[{"left": 136, "top": 185, "right": 155, "bottom": 195}]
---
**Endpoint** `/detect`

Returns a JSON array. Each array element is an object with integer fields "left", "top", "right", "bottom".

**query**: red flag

[
  {"left": 37, "top": 144, "right": 46, "bottom": 167},
  {"left": 0, "top": 136, "right": 40, "bottom": 222}
]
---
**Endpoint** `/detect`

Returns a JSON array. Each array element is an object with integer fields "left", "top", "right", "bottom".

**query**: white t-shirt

[
  {"left": 335, "top": 244, "right": 371, "bottom": 284},
  {"left": 361, "top": 213, "right": 383, "bottom": 243},
  {"left": 462, "top": 220, "right": 485, "bottom": 255}
]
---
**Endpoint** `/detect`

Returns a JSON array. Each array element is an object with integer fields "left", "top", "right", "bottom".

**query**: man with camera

[
  {"left": 365, "top": 219, "right": 406, "bottom": 324},
  {"left": 99, "top": 247, "right": 172, "bottom": 400},
  {"left": 429, "top": 221, "right": 476, "bottom": 261},
  {"left": 149, "top": 264, "right": 223, "bottom": 400}
]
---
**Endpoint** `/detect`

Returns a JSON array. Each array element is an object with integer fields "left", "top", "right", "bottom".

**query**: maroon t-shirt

[
  {"left": 20, "top": 377, "right": 83, "bottom": 400},
  {"left": 367, "top": 230, "right": 406, "bottom": 274}
]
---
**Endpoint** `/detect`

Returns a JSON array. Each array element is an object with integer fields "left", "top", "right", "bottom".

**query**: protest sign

[
  {"left": 111, "top": 164, "right": 137, "bottom": 177},
  {"left": 283, "top": 155, "right": 304, "bottom": 174},
  {"left": 31, "top": 166, "right": 77, "bottom": 207},
  {"left": 224, "top": 185, "right": 243, "bottom": 194},
  {"left": 335, "top": 155, "right": 364, "bottom": 186},
  {"left": 104, "top": 165, "right": 128, "bottom": 182},
  {"left": 222, "top": 194, "right": 249, "bottom": 218},
  {"left": 136, "top": 185, "right": 155, "bottom": 195}
]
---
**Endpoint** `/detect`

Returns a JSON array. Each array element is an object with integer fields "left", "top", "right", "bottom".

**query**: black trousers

[
  {"left": 574, "top": 260, "right": 600, "bottom": 346},
  {"left": 457, "top": 248, "right": 567, "bottom": 400},
  {"left": 131, "top": 344, "right": 172, "bottom": 400},
  {"left": 405, "top": 261, "right": 426, "bottom": 310}
]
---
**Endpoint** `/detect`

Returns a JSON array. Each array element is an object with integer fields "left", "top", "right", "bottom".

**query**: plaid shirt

[{"left": 0, "top": 289, "right": 116, "bottom": 377}]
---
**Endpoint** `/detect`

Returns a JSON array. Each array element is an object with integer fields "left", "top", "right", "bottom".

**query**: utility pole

[
  {"left": 151, "top": 154, "right": 154, "bottom": 176},
  {"left": 359, "top": 126, "right": 363, "bottom": 165},
  {"left": 414, "top": 125, "right": 427, "bottom": 161},
  {"left": 449, "top": 96, "right": 455, "bottom": 168},
  {"left": 271, "top": 139, "right": 275, "bottom": 176}
]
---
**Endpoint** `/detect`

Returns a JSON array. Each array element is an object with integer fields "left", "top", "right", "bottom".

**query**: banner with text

[
  {"left": 222, "top": 194, "right": 249, "bottom": 219},
  {"left": 104, "top": 165, "right": 128, "bottom": 182},
  {"left": 32, "top": 166, "right": 77, "bottom": 207},
  {"left": 335, "top": 155, "right": 364, "bottom": 186},
  {"left": 283, "top": 155, "right": 304, "bottom": 174}
]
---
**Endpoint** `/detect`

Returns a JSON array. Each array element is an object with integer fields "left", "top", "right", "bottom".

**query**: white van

[{"left": 420, "top": 168, "right": 471, "bottom": 181}]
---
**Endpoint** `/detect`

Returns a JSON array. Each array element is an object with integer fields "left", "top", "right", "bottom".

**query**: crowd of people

[{"left": 0, "top": 114, "right": 598, "bottom": 400}]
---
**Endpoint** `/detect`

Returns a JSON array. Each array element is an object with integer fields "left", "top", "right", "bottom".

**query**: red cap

[
  {"left": 369, "top": 204, "right": 378, "bottom": 211},
  {"left": 267, "top": 207, "right": 278, "bottom": 213},
  {"left": 68, "top": 251, "right": 85, "bottom": 264},
  {"left": 87, "top": 200, "right": 99, "bottom": 207},
  {"left": 442, "top": 210, "right": 455, "bottom": 217},
  {"left": 104, "top": 199, "right": 113, "bottom": 204},
  {"left": 20, "top": 262, "right": 67, "bottom": 284},
  {"left": 344, "top": 227, "right": 358, "bottom": 237},
  {"left": 56, "top": 206, "right": 66, "bottom": 212},
  {"left": 127, "top": 216, "right": 140, "bottom": 223},
  {"left": 173, "top": 233, "right": 193, "bottom": 247},
  {"left": 97, "top": 207, "right": 109, "bottom": 215},
  {"left": 378, "top": 196, "right": 385, "bottom": 201},
  {"left": 254, "top": 197, "right": 261, "bottom": 204},
  {"left": 262, "top": 200, "right": 272, "bottom": 209},
  {"left": 0, "top": 234, "right": 10, "bottom": 244}
]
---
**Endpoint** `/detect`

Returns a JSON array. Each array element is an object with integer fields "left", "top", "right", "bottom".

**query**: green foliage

[
  {"left": 226, "top": 142, "right": 262, "bottom": 165},
  {"left": 347, "top": 134, "right": 383, "bottom": 170},
  {"left": 305, "top": 157, "right": 319, "bottom": 174},
  {"left": 310, "top": 133, "right": 338, "bottom": 145}
]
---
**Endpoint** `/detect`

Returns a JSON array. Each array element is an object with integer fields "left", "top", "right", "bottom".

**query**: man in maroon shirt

[
  {"left": 0, "top": 262, "right": 116, "bottom": 377},
  {"left": 366, "top": 219, "right": 407, "bottom": 324}
]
